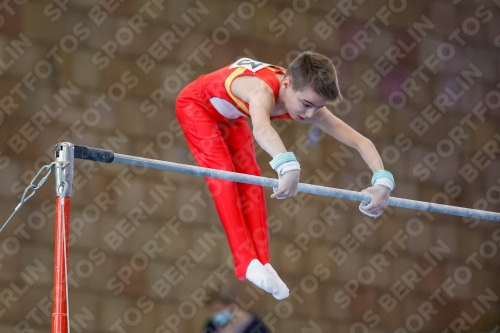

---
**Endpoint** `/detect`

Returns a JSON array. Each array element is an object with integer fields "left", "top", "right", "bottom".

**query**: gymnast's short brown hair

[{"left": 285, "top": 51, "right": 342, "bottom": 103}]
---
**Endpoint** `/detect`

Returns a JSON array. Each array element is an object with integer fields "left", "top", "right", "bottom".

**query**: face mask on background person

[{"left": 212, "top": 309, "right": 233, "bottom": 326}]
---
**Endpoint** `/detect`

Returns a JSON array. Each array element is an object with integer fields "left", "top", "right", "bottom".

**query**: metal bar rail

[{"left": 72, "top": 143, "right": 500, "bottom": 222}]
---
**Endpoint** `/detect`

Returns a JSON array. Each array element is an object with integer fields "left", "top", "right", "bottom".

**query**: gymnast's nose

[{"left": 304, "top": 108, "right": 316, "bottom": 118}]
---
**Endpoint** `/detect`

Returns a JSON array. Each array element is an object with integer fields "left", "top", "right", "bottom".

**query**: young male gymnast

[{"left": 175, "top": 52, "right": 394, "bottom": 300}]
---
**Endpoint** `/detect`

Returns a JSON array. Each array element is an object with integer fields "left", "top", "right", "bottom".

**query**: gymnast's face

[{"left": 280, "top": 76, "right": 327, "bottom": 121}]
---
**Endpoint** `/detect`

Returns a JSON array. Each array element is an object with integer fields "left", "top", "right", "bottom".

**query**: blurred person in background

[{"left": 202, "top": 286, "right": 269, "bottom": 333}]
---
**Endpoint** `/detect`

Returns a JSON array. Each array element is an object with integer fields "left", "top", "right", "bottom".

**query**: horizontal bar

[
  {"left": 113, "top": 152, "right": 374, "bottom": 201},
  {"left": 113, "top": 153, "right": 500, "bottom": 222},
  {"left": 73, "top": 145, "right": 500, "bottom": 222}
]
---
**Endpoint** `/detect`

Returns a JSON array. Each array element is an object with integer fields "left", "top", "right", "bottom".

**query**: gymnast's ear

[{"left": 282, "top": 76, "right": 292, "bottom": 89}]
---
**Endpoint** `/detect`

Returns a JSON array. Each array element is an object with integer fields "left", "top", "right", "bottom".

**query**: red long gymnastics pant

[{"left": 176, "top": 81, "right": 269, "bottom": 280}]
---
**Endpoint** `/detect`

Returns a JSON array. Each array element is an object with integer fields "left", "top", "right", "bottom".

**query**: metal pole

[
  {"left": 52, "top": 143, "right": 74, "bottom": 333},
  {"left": 72, "top": 144, "right": 500, "bottom": 222}
]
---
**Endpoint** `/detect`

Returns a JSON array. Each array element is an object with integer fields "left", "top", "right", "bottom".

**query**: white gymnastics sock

[
  {"left": 264, "top": 263, "right": 289, "bottom": 300},
  {"left": 245, "top": 259, "right": 277, "bottom": 296}
]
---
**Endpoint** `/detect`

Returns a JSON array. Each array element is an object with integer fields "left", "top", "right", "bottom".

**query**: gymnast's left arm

[{"left": 302, "top": 107, "right": 393, "bottom": 217}]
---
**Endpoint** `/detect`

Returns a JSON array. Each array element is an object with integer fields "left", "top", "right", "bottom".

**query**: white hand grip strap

[{"left": 359, "top": 192, "right": 377, "bottom": 217}]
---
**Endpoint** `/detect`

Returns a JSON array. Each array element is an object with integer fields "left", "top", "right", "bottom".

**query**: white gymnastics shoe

[
  {"left": 264, "top": 263, "right": 289, "bottom": 300},
  {"left": 245, "top": 259, "right": 278, "bottom": 296}
]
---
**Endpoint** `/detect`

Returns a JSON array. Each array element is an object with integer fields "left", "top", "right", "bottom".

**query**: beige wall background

[{"left": 1, "top": 0, "right": 500, "bottom": 332}]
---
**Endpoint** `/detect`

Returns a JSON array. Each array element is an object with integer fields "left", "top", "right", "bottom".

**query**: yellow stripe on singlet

[
  {"left": 224, "top": 66, "right": 284, "bottom": 116},
  {"left": 224, "top": 67, "right": 250, "bottom": 115}
]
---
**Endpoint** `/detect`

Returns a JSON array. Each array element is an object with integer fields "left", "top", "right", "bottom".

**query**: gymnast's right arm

[{"left": 232, "top": 77, "right": 300, "bottom": 199}]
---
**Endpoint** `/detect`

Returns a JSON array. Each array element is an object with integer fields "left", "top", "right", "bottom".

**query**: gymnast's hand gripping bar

[{"left": 68, "top": 143, "right": 500, "bottom": 222}]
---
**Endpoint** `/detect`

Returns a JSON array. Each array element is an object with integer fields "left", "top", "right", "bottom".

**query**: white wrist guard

[
  {"left": 373, "top": 178, "right": 394, "bottom": 191},
  {"left": 371, "top": 170, "right": 395, "bottom": 191},
  {"left": 269, "top": 152, "right": 301, "bottom": 175},
  {"left": 276, "top": 161, "right": 301, "bottom": 175}
]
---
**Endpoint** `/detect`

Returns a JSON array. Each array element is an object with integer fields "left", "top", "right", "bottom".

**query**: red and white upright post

[{"left": 52, "top": 143, "right": 74, "bottom": 333}]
